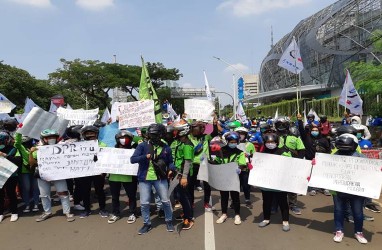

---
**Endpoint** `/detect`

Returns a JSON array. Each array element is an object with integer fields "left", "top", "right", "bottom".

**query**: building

[
  {"left": 243, "top": 74, "right": 259, "bottom": 95},
  {"left": 246, "top": 0, "right": 382, "bottom": 104}
]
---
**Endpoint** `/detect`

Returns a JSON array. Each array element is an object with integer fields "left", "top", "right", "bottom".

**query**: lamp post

[{"left": 215, "top": 91, "right": 235, "bottom": 118}]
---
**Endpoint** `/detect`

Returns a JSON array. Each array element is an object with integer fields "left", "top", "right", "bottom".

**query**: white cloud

[
  {"left": 217, "top": 0, "right": 310, "bottom": 17},
  {"left": 224, "top": 63, "right": 249, "bottom": 73},
  {"left": 10, "top": 0, "right": 52, "bottom": 8},
  {"left": 75, "top": 0, "right": 114, "bottom": 11}
]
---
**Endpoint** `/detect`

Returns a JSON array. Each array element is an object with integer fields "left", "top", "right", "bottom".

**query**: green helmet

[
  {"left": 40, "top": 129, "right": 59, "bottom": 139},
  {"left": 227, "top": 120, "right": 242, "bottom": 129}
]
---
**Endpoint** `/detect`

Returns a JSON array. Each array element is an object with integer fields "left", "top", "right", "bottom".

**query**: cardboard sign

[
  {"left": 0, "top": 157, "right": 18, "bottom": 188},
  {"left": 184, "top": 99, "right": 215, "bottom": 121},
  {"left": 94, "top": 147, "right": 138, "bottom": 175},
  {"left": 309, "top": 153, "right": 382, "bottom": 199},
  {"left": 56, "top": 107, "right": 99, "bottom": 126},
  {"left": 248, "top": 153, "right": 312, "bottom": 195},
  {"left": 118, "top": 100, "right": 155, "bottom": 129}
]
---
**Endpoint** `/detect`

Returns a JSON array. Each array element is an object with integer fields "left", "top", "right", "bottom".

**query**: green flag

[{"left": 139, "top": 56, "right": 162, "bottom": 123}]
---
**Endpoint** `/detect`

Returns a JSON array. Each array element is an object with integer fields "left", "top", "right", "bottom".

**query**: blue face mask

[
  {"left": 356, "top": 133, "right": 362, "bottom": 139},
  {"left": 311, "top": 131, "right": 319, "bottom": 137},
  {"left": 228, "top": 143, "right": 237, "bottom": 149}
]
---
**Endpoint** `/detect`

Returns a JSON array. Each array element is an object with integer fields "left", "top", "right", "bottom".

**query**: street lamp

[{"left": 215, "top": 91, "right": 235, "bottom": 118}]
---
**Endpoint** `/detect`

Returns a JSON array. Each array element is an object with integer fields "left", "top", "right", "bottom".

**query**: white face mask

[
  {"left": 119, "top": 138, "right": 127, "bottom": 145},
  {"left": 265, "top": 142, "right": 277, "bottom": 149},
  {"left": 47, "top": 139, "right": 56, "bottom": 145}
]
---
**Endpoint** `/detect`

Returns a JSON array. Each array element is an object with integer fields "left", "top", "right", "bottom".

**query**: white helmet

[{"left": 234, "top": 127, "right": 248, "bottom": 134}]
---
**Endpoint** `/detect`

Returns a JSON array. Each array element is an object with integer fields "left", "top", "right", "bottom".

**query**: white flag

[
  {"left": 308, "top": 109, "right": 319, "bottom": 121},
  {"left": 274, "top": 108, "right": 278, "bottom": 120},
  {"left": 167, "top": 103, "right": 177, "bottom": 119},
  {"left": 48, "top": 101, "right": 58, "bottom": 113},
  {"left": 24, "top": 97, "right": 40, "bottom": 113},
  {"left": 0, "top": 93, "right": 16, "bottom": 113},
  {"left": 101, "top": 108, "right": 111, "bottom": 123},
  {"left": 203, "top": 71, "right": 212, "bottom": 101},
  {"left": 66, "top": 103, "right": 73, "bottom": 110},
  {"left": 236, "top": 102, "right": 247, "bottom": 122},
  {"left": 278, "top": 37, "right": 304, "bottom": 74},
  {"left": 303, "top": 110, "right": 308, "bottom": 126},
  {"left": 338, "top": 70, "right": 363, "bottom": 115}
]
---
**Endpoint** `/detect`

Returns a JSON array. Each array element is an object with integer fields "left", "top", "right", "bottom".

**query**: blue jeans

[
  {"left": 37, "top": 179, "right": 71, "bottom": 214},
  {"left": 333, "top": 192, "right": 364, "bottom": 233},
  {"left": 19, "top": 173, "right": 40, "bottom": 206},
  {"left": 139, "top": 180, "right": 172, "bottom": 225}
]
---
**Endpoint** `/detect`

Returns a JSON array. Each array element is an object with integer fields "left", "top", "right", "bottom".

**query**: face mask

[
  {"left": 356, "top": 133, "right": 362, "bottom": 139},
  {"left": 265, "top": 143, "right": 277, "bottom": 149},
  {"left": 119, "top": 138, "right": 131, "bottom": 146},
  {"left": 311, "top": 131, "right": 319, "bottom": 137},
  {"left": 0, "top": 145, "right": 5, "bottom": 150},
  {"left": 239, "top": 134, "right": 246, "bottom": 141},
  {"left": 228, "top": 143, "right": 237, "bottom": 149},
  {"left": 47, "top": 139, "right": 56, "bottom": 145}
]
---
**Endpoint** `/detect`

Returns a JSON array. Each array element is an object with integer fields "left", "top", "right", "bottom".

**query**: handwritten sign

[
  {"left": 94, "top": 147, "right": 138, "bottom": 175},
  {"left": 0, "top": 157, "right": 18, "bottom": 188},
  {"left": 197, "top": 155, "right": 240, "bottom": 192},
  {"left": 118, "top": 100, "right": 155, "bottom": 129},
  {"left": 18, "top": 107, "right": 69, "bottom": 140},
  {"left": 248, "top": 153, "right": 312, "bottom": 195},
  {"left": 37, "top": 140, "right": 100, "bottom": 181},
  {"left": 0, "top": 101, "right": 15, "bottom": 114},
  {"left": 184, "top": 99, "right": 215, "bottom": 121},
  {"left": 309, "top": 153, "right": 382, "bottom": 199},
  {"left": 57, "top": 107, "right": 99, "bottom": 126}
]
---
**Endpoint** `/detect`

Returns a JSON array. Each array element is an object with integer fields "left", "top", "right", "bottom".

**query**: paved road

[{"left": 0, "top": 187, "right": 381, "bottom": 250}]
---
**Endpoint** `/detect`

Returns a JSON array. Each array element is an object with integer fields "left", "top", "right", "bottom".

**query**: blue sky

[{"left": 0, "top": 0, "right": 335, "bottom": 105}]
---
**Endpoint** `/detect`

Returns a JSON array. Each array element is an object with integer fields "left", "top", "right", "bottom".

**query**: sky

[{"left": 0, "top": 0, "right": 336, "bottom": 106}]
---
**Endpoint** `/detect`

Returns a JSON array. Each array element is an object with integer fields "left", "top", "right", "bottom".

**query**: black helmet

[
  {"left": 319, "top": 115, "right": 327, "bottom": 123},
  {"left": 147, "top": 123, "right": 166, "bottom": 145},
  {"left": 93, "top": 119, "right": 106, "bottom": 128},
  {"left": 81, "top": 125, "right": 99, "bottom": 140},
  {"left": 115, "top": 130, "right": 134, "bottom": 140},
  {"left": 2, "top": 118, "right": 18, "bottom": 132},
  {"left": 335, "top": 134, "right": 358, "bottom": 152},
  {"left": 307, "top": 114, "right": 315, "bottom": 120},
  {"left": 274, "top": 117, "right": 290, "bottom": 132},
  {"left": 65, "top": 125, "right": 83, "bottom": 140},
  {"left": 289, "top": 126, "right": 300, "bottom": 137},
  {"left": 262, "top": 133, "right": 279, "bottom": 144},
  {"left": 336, "top": 125, "right": 357, "bottom": 136}
]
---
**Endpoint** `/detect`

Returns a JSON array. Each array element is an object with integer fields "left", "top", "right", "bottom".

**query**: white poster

[
  {"left": 248, "top": 153, "right": 312, "bottom": 195},
  {"left": 18, "top": 107, "right": 69, "bottom": 140},
  {"left": 197, "top": 156, "right": 240, "bottom": 192},
  {"left": 309, "top": 153, "right": 382, "bottom": 199},
  {"left": 94, "top": 147, "right": 138, "bottom": 175},
  {"left": 0, "top": 157, "right": 19, "bottom": 188},
  {"left": 57, "top": 107, "right": 99, "bottom": 126},
  {"left": 37, "top": 140, "right": 100, "bottom": 181},
  {"left": 184, "top": 99, "right": 215, "bottom": 121},
  {"left": 118, "top": 100, "right": 155, "bottom": 129}
]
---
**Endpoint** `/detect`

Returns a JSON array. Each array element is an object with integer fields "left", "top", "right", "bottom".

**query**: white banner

[
  {"left": 57, "top": 107, "right": 99, "bottom": 126},
  {"left": 197, "top": 156, "right": 240, "bottom": 192},
  {"left": 184, "top": 99, "right": 215, "bottom": 121},
  {"left": 277, "top": 37, "right": 304, "bottom": 74},
  {"left": 94, "top": 147, "right": 138, "bottom": 175},
  {"left": 118, "top": 100, "right": 155, "bottom": 129},
  {"left": 0, "top": 93, "right": 16, "bottom": 113},
  {"left": 37, "top": 140, "right": 100, "bottom": 181},
  {"left": 0, "top": 157, "right": 19, "bottom": 188},
  {"left": 309, "top": 153, "right": 382, "bottom": 199},
  {"left": 248, "top": 153, "right": 312, "bottom": 195},
  {"left": 18, "top": 107, "right": 69, "bottom": 140}
]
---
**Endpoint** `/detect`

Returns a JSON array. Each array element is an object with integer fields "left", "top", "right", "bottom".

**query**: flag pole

[
  {"left": 344, "top": 69, "right": 349, "bottom": 115},
  {"left": 294, "top": 36, "right": 300, "bottom": 115}
]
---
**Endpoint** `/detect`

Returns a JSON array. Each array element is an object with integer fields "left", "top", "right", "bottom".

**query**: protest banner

[
  {"left": 37, "top": 140, "right": 100, "bottom": 181},
  {"left": 57, "top": 107, "right": 99, "bottom": 126},
  {"left": 0, "top": 93, "right": 16, "bottom": 113},
  {"left": 309, "top": 153, "right": 382, "bottom": 199},
  {"left": 0, "top": 157, "right": 19, "bottom": 188},
  {"left": 118, "top": 100, "right": 155, "bottom": 129},
  {"left": 184, "top": 99, "right": 215, "bottom": 121},
  {"left": 361, "top": 149, "right": 382, "bottom": 159},
  {"left": 94, "top": 147, "right": 138, "bottom": 175},
  {"left": 248, "top": 153, "right": 312, "bottom": 195},
  {"left": 197, "top": 155, "right": 240, "bottom": 192},
  {"left": 18, "top": 107, "right": 69, "bottom": 140}
]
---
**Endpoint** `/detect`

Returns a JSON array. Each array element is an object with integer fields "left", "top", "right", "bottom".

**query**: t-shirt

[
  {"left": 188, "top": 134, "right": 212, "bottom": 164},
  {"left": 145, "top": 145, "right": 163, "bottom": 181},
  {"left": 171, "top": 140, "right": 194, "bottom": 171},
  {"left": 109, "top": 174, "right": 132, "bottom": 182},
  {"left": 279, "top": 135, "right": 305, "bottom": 150}
]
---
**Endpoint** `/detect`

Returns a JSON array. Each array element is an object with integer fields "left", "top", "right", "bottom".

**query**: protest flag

[
  {"left": 338, "top": 70, "right": 363, "bottom": 115},
  {"left": 203, "top": 71, "right": 212, "bottom": 101}
]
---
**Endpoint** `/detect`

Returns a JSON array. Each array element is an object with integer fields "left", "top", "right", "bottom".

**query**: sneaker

[
  {"left": 99, "top": 210, "right": 109, "bottom": 218},
  {"left": 365, "top": 204, "right": 380, "bottom": 213},
  {"left": 182, "top": 219, "right": 194, "bottom": 230},
  {"left": 354, "top": 232, "right": 368, "bottom": 244},
  {"left": 333, "top": 231, "right": 344, "bottom": 243},
  {"left": 245, "top": 200, "right": 253, "bottom": 209},
  {"left": 36, "top": 212, "right": 52, "bottom": 222},
  {"left": 282, "top": 224, "right": 290, "bottom": 232},
  {"left": 79, "top": 211, "right": 91, "bottom": 219},
  {"left": 127, "top": 214, "right": 136, "bottom": 224},
  {"left": 174, "top": 201, "right": 181, "bottom": 208},
  {"left": 66, "top": 213, "right": 75, "bottom": 222},
  {"left": 138, "top": 224, "right": 152, "bottom": 235},
  {"left": 23, "top": 206, "right": 31, "bottom": 213},
  {"left": 216, "top": 214, "right": 227, "bottom": 224},
  {"left": 309, "top": 190, "right": 317, "bottom": 196},
  {"left": 175, "top": 214, "right": 184, "bottom": 221},
  {"left": 0, "top": 215, "right": 3, "bottom": 223},
  {"left": 258, "top": 221, "right": 270, "bottom": 228},
  {"left": 204, "top": 202, "right": 216, "bottom": 212},
  {"left": 324, "top": 189, "right": 331, "bottom": 196},
  {"left": 32, "top": 205, "right": 39, "bottom": 212},
  {"left": 107, "top": 215, "right": 120, "bottom": 224},
  {"left": 73, "top": 204, "right": 85, "bottom": 211},
  {"left": 10, "top": 214, "right": 18, "bottom": 222},
  {"left": 290, "top": 206, "right": 302, "bottom": 215},
  {"left": 364, "top": 215, "right": 374, "bottom": 221},
  {"left": 234, "top": 215, "right": 242, "bottom": 225},
  {"left": 157, "top": 210, "right": 165, "bottom": 219},
  {"left": 196, "top": 186, "right": 203, "bottom": 192},
  {"left": 166, "top": 221, "right": 175, "bottom": 232}
]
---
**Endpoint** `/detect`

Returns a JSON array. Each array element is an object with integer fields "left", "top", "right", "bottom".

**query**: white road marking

[{"left": 205, "top": 211, "right": 216, "bottom": 250}]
